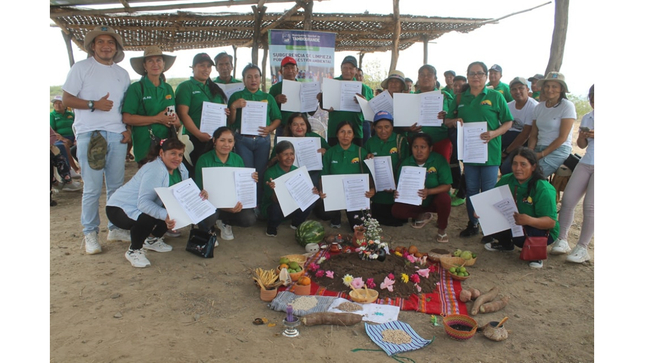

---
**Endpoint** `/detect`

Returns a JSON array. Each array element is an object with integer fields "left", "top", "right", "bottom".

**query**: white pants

[{"left": 557, "top": 162, "right": 594, "bottom": 248}]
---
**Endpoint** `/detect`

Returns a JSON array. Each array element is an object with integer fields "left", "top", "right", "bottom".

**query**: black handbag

[
  {"left": 563, "top": 153, "right": 582, "bottom": 171},
  {"left": 185, "top": 227, "right": 218, "bottom": 258}
]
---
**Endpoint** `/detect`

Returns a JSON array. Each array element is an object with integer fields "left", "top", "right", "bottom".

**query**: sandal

[
  {"left": 411, "top": 212, "right": 433, "bottom": 229},
  {"left": 436, "top": 233, "right": 449, "bottom": 243}
]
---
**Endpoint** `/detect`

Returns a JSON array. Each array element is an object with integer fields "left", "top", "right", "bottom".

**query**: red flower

[
  {"left": 315, "top": 270, "right": 325, "bottom": 278},
  {"left": 387, "top": 273, "right": 395, "bottom": 280},
  {"left": 410, "top": 274, "right": 421, "bottom": 283}
]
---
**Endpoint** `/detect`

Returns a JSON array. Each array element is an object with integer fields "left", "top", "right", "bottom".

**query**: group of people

[{"left": 58, "top": 25, "right": 593, "bottom": 270}]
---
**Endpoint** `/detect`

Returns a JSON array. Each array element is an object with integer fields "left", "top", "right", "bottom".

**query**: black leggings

[
  {"left": 491, "top": 226, "right": 555, "bottom": 249},
  {"left": 106, "top": 206, "right": 167, "bottom": 250}
]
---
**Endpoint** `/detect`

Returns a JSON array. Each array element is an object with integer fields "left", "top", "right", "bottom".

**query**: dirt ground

[{"left": 49, "top": 153, "right": 594, "bottom": 363}]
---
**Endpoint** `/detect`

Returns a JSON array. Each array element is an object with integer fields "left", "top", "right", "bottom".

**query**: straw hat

[
  {"left": 381, "top": 70, "right": 408, "bottom": 92},
  {"left": 130, "top": 46, "right": 177, "bottom": 76},
  {"left": 83, "top": 26, "right": 125, "bottom": 63},
  {"left": 536, "top": 71, "right": 569, "bottom": 93}
]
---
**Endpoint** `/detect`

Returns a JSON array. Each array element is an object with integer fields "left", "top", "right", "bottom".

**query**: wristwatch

[{"left": 88, "top": 100, "right": 94, "bottom": 112}]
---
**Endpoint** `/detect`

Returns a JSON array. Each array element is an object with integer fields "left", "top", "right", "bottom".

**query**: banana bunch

[{"left": 253, "top": 268, "right": 279, "bottom": 290}]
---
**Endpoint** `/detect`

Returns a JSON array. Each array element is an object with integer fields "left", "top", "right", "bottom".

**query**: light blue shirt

[{"left": 107, "top": 157, "right": 189, "bottom": 221}]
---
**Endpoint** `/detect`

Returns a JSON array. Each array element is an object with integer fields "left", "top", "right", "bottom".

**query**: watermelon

[{"left": 295, "top": 220, "right": 325, "bottom": 247}]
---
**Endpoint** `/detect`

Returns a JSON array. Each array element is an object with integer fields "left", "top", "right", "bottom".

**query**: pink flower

[
  {"left": 366, "top": 278, "right": 376, "bottom": 289},
  {"left": 416, "top": 268, "right": 430, "bottom": 278},
  {"left": 428, "top": 265, "right": 437, "bottom": 273},
  {"left": 402, "top": 251, "right": 410, "bottom": 258},
  {"left": 406, "top": 255, "right": 417, "bottom": 263},
  {"left": 351, "top": 277, "right": 365, "bottom": 289},
  {"left": 315, "top": 270, "right": 325, "bottom": 278},
  {"left": 325, "top": 270, "right": 334, "bottom": 279},
  {"left": 387, "top": 273, "right": 395, "bottom": 280},
  {"left": 380, "top": 276, "right": 395, "bottom": 292},
  {"left": 308, "top": 263, "right": 320, "bottom": 272},
  {"left": 416, "top": 284, "right": 422, "bottom": 293},
  {"left": 410, "top": 274, "right": 421, "bottom": 284}
]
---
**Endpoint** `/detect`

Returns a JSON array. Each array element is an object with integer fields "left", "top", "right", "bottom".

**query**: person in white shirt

[
  {"left": 550, "top": 85, "right": 594, "bottom": 263},
  {"left": 62, "top": 26, "right": 132, "bottom": 255},
  {"left": 500, "top": 77, "right": 539, "bottom": 175}
]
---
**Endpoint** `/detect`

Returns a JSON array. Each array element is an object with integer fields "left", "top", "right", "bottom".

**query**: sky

[{"left": 47, "top": 0, "right": 594, "bottom": 96}]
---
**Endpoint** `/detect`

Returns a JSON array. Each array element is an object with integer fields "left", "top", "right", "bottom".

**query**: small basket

[
  {"left": 447, "top": 271, "right": 470, "bottom": 281},
  {"left": 440, "top": 256, "right": 466, "bottom": 270},
  {"left": 349, "top": 286, "right": 378, "bottom": 304},
  {"left": 281, "top": 254, "right": 307, "bottom": 266},
  {"left": 462, "top": 257, "right": 477, "bottom": 267},
  {"left": 443, "top": 314, "right": 478, "bottom": 341},
  {"left": 428, "top": 248, "right": 452, "bottom": 263}
]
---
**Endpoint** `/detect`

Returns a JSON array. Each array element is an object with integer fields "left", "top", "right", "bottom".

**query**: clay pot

[
  {"left": 260, "top": 288, "right": 278, "bottom": 302},
  {"left": 483, "top": 321, "right": 509, "bottom": 341},
  {"left": 293, "top": 284, "right": 311, "bottom": 296},
  {"left": 353, "top": 226, "right": 366, "bottom": 247}
]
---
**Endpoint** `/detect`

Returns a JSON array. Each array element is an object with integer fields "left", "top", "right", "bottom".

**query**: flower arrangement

[
  {"left": 356, "top": 239, "right": 389, "bottom": 261},
  {"left": 354, "top": 210, "right": 383, "bottom": 242}
]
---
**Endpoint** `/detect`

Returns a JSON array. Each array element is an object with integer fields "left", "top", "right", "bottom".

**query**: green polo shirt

[
  {"left": 327, "top": 76, "right": 373, "bottom": 140},
  {"left": 268, "top": 80, "right": 311, "bottom": 127},
  {"left": 321, "top": 143, "right": 367, "bottom": 176},
  {"left": 194, "top": 150, "right": 245, "bottom": 190},
  {"left": 487, "top": 82, "right": 513, "bottom": 103},
  {"left": 495, "top": 174, "right": 559, "bottom": 237},
  {"left": 396, "top": 153, "right": 452, "bottom": 207},
  {"left": 447, "top": 87, "right": 513, "bottom": 166},
  {"left": 442, "top": 87, "right": 455, "bottom": 98},
  {"left": 50, "top": 110, "right": 75, "bottom": 137},
  {"left": 532, "top": 91, "right": 541, "bottom": 101},
  {"left": 122, "top": 76, "right": 176, "bottom": 162},
  {"left": 270, "top": 132, "right": 330, "bottom": 160},
  {"left": 227, "top": 88, "right": 282, "bottom": 132},
  {"left": 169, "top": 170, "right": 182, "bottom": 186},
  {"left": 213, "top": 76, "right": 242, "bottom": 84},
  {"left": 260, "top": 163, "right": 298, "bottom": 218},
  {"left": 409, "top": 88, "right": 453, "bottom": 143},
  {"left": 364, "top": 133, "right": 410, "bottom": 204},
  {"left": 175, "top": 77, "right": 227, "bottom": 136}
]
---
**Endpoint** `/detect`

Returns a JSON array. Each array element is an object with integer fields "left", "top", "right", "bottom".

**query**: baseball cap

[
  {"left": 192, "top": 53, "right": 214, "bottom": 67},
  {"left": 341, "top": 55, "right": 358, "bottom": 68},
  {"left": 444, "top": 70, "right": 456, "bottom": 77},
  {"left": 509, "top": 77, "right": 528, "bottom": 87},
  {"left": 373, "top": 110, "right": 394, "bottom": 124},
  {"left": 528, "top": 74, "right": 544, "bottom": 82},
  {"left": 490, "top": 64, "right": 503, "bottom": 73},
  {"left": 281, "top": 56, "right": 297, "bottom": 67}
]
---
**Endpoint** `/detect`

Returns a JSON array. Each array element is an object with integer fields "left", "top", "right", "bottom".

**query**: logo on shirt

[
  {"left": 331, "top": 160, "right": 338, "bottom": 164},
  {"left": 165, "top": 94, "right": 172, "bottom": 100},
  {"left": 192, "top": 90, "right": 201, "bottom": 95},
  {"left": 351, "top": 157, "right": 360, "bottom": 164},
  {"left": 427, "top": 166, "right": 437, "bottom": 174},
  {"left": 389, "top": 147, "right": 398, "bottom": 154},
  {"left": 480, "top": 100, "right": 492, "bottom": 106},
  {"left": 67, "top": 115, "right": 73, "bottom": 119},
  {"left": 143, "top": 96, "right": 152, "bottom": 100},
  {"left": 522, "top": 196, "right": 533, "bottom": 205}
]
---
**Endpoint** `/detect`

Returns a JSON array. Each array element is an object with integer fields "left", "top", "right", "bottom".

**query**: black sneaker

[
  {"left": 266, "top": 226, "right": 277, "bottom": 237},
  {"left": 481, "top": 235, "right": 495, "bottom": 244},
  {"left": 484, "top": 242, "right": 514, "bottom": 252},
  {"left": 459, "top": 221, "right": 479, "bottom": 238}
]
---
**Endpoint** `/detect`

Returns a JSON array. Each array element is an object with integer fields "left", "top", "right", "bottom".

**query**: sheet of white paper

[
  {"left": 369, "top": 90, "right": 394, "bottom": 115},
  {"left": 155, "top": 178, "right": 216, "bottom": 230},
  {"left": 321, "top": 174, "right": 369, "bottom": 212},
  {"left": 469, "top": 184, "right": 518, "bottom": 236},
  {"left": 418, "top": 91, "right": 444, "bottom": 127},
  {"left": 216, "top": 82, "right": 245, "bottom": 101},
  {"left": 199, "top": 101, "right": 227, "bottom": 136},
  {"left": 395, "top": 166, "right": 426, "bottom": 205},
  {"left": 494, "top": 198, "right": 524, "bottom": 237},
  {"left": 457, "top": 121, "right": 488, "bottom": 163},
  {"left": 392, "top": 92, "right": 419, "bottom": 127},
  {"left": 273, "top": 167, "right": 311, "bottom": 216},
  {"left": 372, "top": 156, "right": 396, "bottom": 192},
  {"left": 240, "top": 101, "right": 268, "bottom": 136},
  {"left": 357, "top": 96, "right": 375, "bottom": 122},
  {"left": 280, "top": 80, "right": 302, "bottom": 113},
  {"left": 327, "top": 297, "right": 400, "bottom": 324},
  {"left": 362, "top": 158, "right": 376, "bottom": 178},
  {"left": 276, "top": 136, "right": 323, "bottom": 170},
  {"left": 284, "top": 167, "right": 319, "bottom": 212},
  {"left": 234, "top": 169, "right": 257, "bottom": 209},
  {"left": 342, "top": 175, "right": 370, "bottom": 212},
  {"left": 202, "top": 167, "right": 256, "bottom": 208},
  {"left": 322, "top": 78, "right": 341, "bottom": 110},
  {"left": 339, "top": 81, "right": 362, "bottom": 112},
  {"left": 300, "top": 81, "right": 321, "bottom": 113}
]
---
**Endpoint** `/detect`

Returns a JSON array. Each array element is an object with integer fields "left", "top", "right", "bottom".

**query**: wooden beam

[
  {"left": 62, "top": 30, "right": 75, "bottom": 67},
  {"left": 232, "top": 45, "right": 238, "bottom": 79},
  {"left": 251, "top": 5, "right": 267, "bottom": 65},
  {"left": 389, "top": 0, "right": 400, "bottom": 74},
  {"left": 422, "top": 34, "right": 428, "bottom": 64},
  {"left": 240, "top": 2, "right": 302, "bottom": 48},
  {"left": 301, "top": 0, "right": 313, "bottom": 30},
  {"left": 261, "top": 35, "right": 269, "bottom": 92}
]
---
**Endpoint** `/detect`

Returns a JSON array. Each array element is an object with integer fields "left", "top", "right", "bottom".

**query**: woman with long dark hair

[
  {"left": 175, "top": 53, "right": 229, "bottom": 177},
  {"left": 482, "top": 147, "right": 559, "bottom": 269}
]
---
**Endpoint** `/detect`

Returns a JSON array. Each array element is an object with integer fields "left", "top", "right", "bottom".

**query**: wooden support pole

[
  {"left": 61, "top": 30, "right": 75, "bottom": 67},
  {"left": 359, "top": 52, "right": 365, "bottom": 69},
  {"left": 389, "top": 0, "right": 400, "bottom": 73},
  {"left": 302, "top": 0, "right": 313, "bottom": 30},
  {"left": 261, "top": 36, "right": 269, "bottom": 92},
  {"left": 422, "top": 35, "right": 428, "bottom": 64},
  {"left": 251, "top": 5, "right": 266, "bottom": 65},
  {"left": 232, "top": 45, "right": 238, "bottom": 79}
]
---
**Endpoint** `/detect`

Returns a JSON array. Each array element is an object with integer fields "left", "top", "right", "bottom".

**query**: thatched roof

[{"left": 50, "top": 0, "right": 494, "bottom": 54}]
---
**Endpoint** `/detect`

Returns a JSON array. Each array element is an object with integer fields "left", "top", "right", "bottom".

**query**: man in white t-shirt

[
  {"left": 62, "top": 26, "right": 132, "bottom": 255},
  {"left": 500, "top": 77, "right": 539, "bottom": 175}
]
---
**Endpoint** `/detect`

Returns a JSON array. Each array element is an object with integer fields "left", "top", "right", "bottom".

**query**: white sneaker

[
  {"left": 216, "top": 220, "right": 234, "bottom": 240},
  {"left": 62, "top": 180, "right": 82, "bottom": 192},
  {"left": 125, "top": 249, "right": 151, "bottom": 268},
  {"left": 528, "top": 260, "right": 544, "bottom": 269},
  {"left": 143, "top": 237, "right": 173, "bottom": 253},
  {"left": 566, "top": 245, "right": 590, "bottom": 264},
  {"left": 165, "top": 230, "right": 181, "bottom": 238},
  {"left": 107, "top": 228, "right": 131, "bottom": 242},
  {"left": 84, "top": 232, "right": 102, "bottom": 255},
  {"left": 550, "top": 238, "right": 571, "bottom": 255}
]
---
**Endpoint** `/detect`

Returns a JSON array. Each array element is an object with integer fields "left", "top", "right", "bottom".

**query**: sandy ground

[{"left": 49, "top": 155, "right": 594, "bottom": 363}]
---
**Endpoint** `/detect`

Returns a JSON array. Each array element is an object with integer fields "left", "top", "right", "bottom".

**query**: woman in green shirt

[
  {"left": 482, "top": 147, "right": 558, "bottom": 269},
  {"left": 123, "top": 46, "right": 179, "bottom": 167},
  {"left": 175, "top": 53, "right": 229, "bottom": 177},
  {"left": 391, "top": 133, "right": 452, "bottom": 243},
  {"left": 262, "top": 141, "right": 320, "bottom": 237}
]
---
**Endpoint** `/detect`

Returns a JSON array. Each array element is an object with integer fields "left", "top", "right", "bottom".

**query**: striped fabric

[{"left": 364, "top": 321, "right": 434, "bottom": 356}]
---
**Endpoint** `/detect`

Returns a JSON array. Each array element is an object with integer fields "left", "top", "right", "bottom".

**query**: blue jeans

[
  {"left": 362, "top": 120, "right": 372, "bottom": 146},
  {"left": 55, "top": 135, "right": 76, "bottom": 167},
  {"left": 535, "top": 144, "right": 571, "bottom": 176},
  {"left": 273, "top": 124, "right": 285, "bottom": 146},
  {"left": 76, "top": 131, "right": 128, "bottom": 235},
  {"left": 234, "top": 133, "right": 270, "bottom": 204},
  {"left": 464, "top": 164, "right": 499, "bottom": 224}
]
